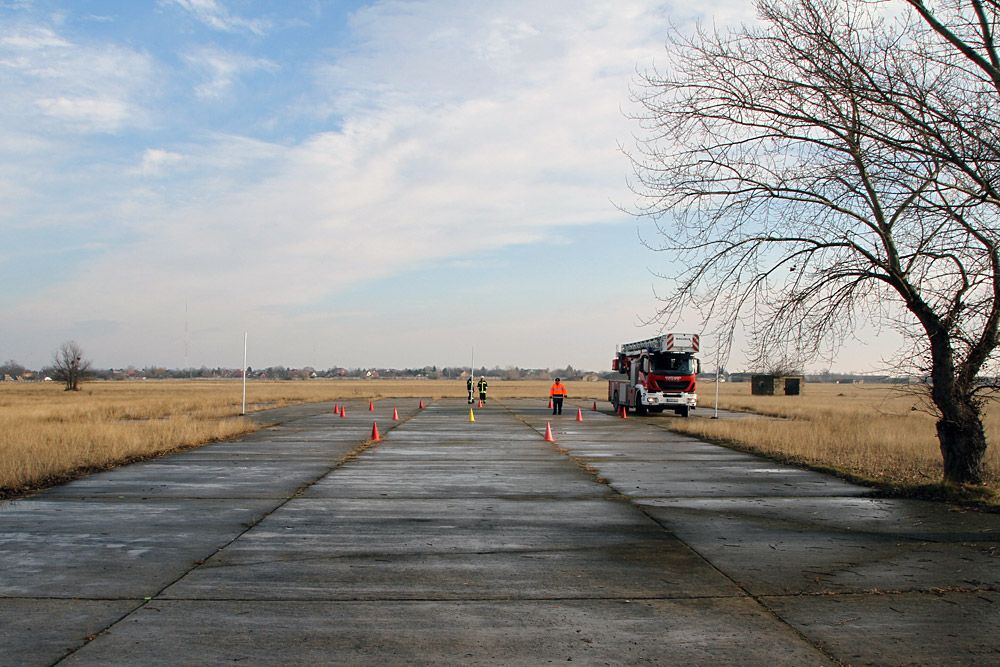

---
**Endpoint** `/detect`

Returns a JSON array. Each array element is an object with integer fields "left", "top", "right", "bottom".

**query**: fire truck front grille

[{"left": 657, "top": 380, "right": 693, "bottom": 393}]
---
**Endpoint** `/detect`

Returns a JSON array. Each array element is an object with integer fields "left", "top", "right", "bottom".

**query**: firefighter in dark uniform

[
  {"left": 477, "top": 376, "right": 488, "bottom": 404},
  {"left": 467, "top": 376, "right": 474, "bottom": 404}
]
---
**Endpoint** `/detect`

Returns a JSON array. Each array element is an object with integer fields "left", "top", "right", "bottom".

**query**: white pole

[
  {"left": 712, "top": 331, "right": 725, "bottom": 419},
  {"left": 241, "top": 332, "right": 248, "bottom": 415},
  {"left": 713, "top": 364, "right": 721, "bottom": 419}
]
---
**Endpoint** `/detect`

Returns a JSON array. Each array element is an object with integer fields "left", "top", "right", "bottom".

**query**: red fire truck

[{"left": 608, "top": 333, "right": 701, "bottom": 417}]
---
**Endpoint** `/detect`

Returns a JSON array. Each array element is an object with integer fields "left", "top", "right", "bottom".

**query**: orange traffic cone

[
  {"left": 576, "top": 408, "right": 583, "bottom": 422},
  {"left": 544, "top": 422, "right": 555, "bottom": 442},
  {"left": 478, "top": 399, "right": 483, "bottom": 408},
  {"left": 392, "top": 407, "right": 399, "bottom": 421},
  {"left": 340, "top": 405, "right": 346, "bottom": 418},
  {"left": 620, "top": 406, "right": 628, "bottom": 419},
  {"left": 371, "top": 421, "right": 381, "bottom": 442},
  {"left": 419, "top": 399, "right": 425, "bottom": 409},
  {"left": 548, "top": 398, "right": 553, "bottom": 409},
  {"left": 333, "top": 403, "right": 339, "bottom": 413},
  {"left": 369, "top": 400, "right": 375, "bottom": 412},
  {"left": 592, "top": 401, "right": 597, "bottom": 411}
]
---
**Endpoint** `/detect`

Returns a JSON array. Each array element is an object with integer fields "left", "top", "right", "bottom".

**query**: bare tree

[
  {"left": 627, "top": 0, "right": 999, "bottom": 484},
  {"left": 52, "top": 341, "right": 91, "bottom": 391},
  {"left": 0, "top": 359, "right": 26, "bottom": 380}
]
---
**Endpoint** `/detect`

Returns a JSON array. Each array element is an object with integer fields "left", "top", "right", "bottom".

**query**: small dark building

[{"left": 751, "top": 374, "right": 804, "bottom": 396}]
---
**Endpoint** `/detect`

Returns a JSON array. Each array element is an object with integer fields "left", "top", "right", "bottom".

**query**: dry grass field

[
  {"left": 674, "top": 381, "right": 1000, "bottom": 496},
  {"left": 1, "top": 378, "right": 997, "bottom": 501}
]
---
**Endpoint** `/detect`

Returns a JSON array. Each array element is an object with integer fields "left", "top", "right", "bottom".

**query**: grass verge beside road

[{"left": 668, "top": 382, "right": 1000, "bottom": 504}]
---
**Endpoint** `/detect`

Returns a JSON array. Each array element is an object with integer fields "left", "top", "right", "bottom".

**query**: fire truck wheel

[
  {"left": 611, "top": 391, "right": 620, "bottom": 409},
  {"left": 634, "top": 398, "right": 647, "bottom": 416},
  {"left": 676, "top": 406, "right": 690, "bottom": 418}
]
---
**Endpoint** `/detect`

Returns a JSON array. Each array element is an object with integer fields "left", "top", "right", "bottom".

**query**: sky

[{"left": 0, "top": 0, "right": 902, "bottom": 373}]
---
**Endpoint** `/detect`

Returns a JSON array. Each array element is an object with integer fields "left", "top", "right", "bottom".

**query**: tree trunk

[
  {"left": 934, "top": 390, "right": 988, "bottom": 485},
  {"left": 924, "top": 321, "right": 989, "bottom": 485}
]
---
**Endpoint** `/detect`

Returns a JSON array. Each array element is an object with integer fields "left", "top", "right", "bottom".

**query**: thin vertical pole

[
  {"left": 241, "top": 332, "right": 248, "bottom": 415},
  {"left": 184, "top": 301, "right": 190, "bottom": 378},
  {"left": 713, "top": 364, "right": 721, "bottom": 419},
  {"left": 712, "top": 332, "right": 723, "bottom": 419}
]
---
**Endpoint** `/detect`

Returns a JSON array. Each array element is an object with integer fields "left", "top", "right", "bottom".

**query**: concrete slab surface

[
  {"left": 0, "top": 498, "right": 276, "bottom": 598},
  {"left": 637, "top": 496, "right": 1000, "bottom": 595},
  {"left": 162, "top": 497, "right": 740, "bottom": 601},
  {"left": 0, "top": 599, "right": 138, "bottom": 667},
  {"left": 37, "top": 460, "right": 336, "bottom": 499},
  {"left": 59, "top": 598, "right": 831, "bottom": 666},
  {"left": 764, "top": 590, "right": 1000, "bottom": 666},
  {"left": 1, "top": 397, "right": 998, "bottom": 666}
]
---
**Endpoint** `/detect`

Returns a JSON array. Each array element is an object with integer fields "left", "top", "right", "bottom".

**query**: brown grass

[
  {"left": 673, "top": 381, "right": 1000, "bottom": 498},
  {"left": 0, "top": 381, "right": 249, "bottom": 495}
]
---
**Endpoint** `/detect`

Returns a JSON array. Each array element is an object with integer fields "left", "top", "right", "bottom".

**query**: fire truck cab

[{"left": 608, "top": 333, "right": 701, "bottom": 417}]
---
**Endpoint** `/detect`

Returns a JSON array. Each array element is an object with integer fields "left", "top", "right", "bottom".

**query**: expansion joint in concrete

[{"left": 146, "top": 593, "right": 745, "bottom": 604}]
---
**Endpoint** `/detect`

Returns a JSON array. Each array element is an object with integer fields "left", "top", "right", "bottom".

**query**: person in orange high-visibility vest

[{"left": 549, "top": 377, "right": 568, "bottom": 415}]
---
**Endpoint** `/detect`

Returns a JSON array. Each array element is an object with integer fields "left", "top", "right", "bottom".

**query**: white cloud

[
  {"left": 0, "top": 22, "right": 154, "bottom": 134},
  {"left": 35, "top": 96, "right": 131, "bottom": 131},
  {"left": 0, "top": 24, "right": 70, "bottom": 49},
  {"left": 161, "top": 0, "right": 270, "bottom": 35},
  {"left": 139, "top": 148, "right": 184, "bottom": 176},
  {"left": 182, "top": 46, "right": 277, "bottom": 100}
]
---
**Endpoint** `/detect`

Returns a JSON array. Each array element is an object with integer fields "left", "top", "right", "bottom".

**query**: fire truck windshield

[{"left": 651, "top": 354, "right": 695, "bottom": 375}]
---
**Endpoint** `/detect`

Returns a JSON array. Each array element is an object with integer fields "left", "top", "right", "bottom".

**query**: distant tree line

[
  {"left": 6, "top": 356, "right": 962, "bottom": 385},
  {"left": 0, "top": 361, "right": 611, "bottom": 382}
]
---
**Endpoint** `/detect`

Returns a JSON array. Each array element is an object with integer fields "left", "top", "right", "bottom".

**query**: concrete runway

[{"left": 1, "top": 398, "right": 998, "bottom": 666}]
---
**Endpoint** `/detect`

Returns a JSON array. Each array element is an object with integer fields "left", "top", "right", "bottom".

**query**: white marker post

[
  {"left": 711, "top": 331, "right": 730, "bottom": 420},
  {"left": 713, "top": 363, "right": 721, "bottom": 420},
  {"left": 241, "top": 332, "right": 248, "bottom": 416}
]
